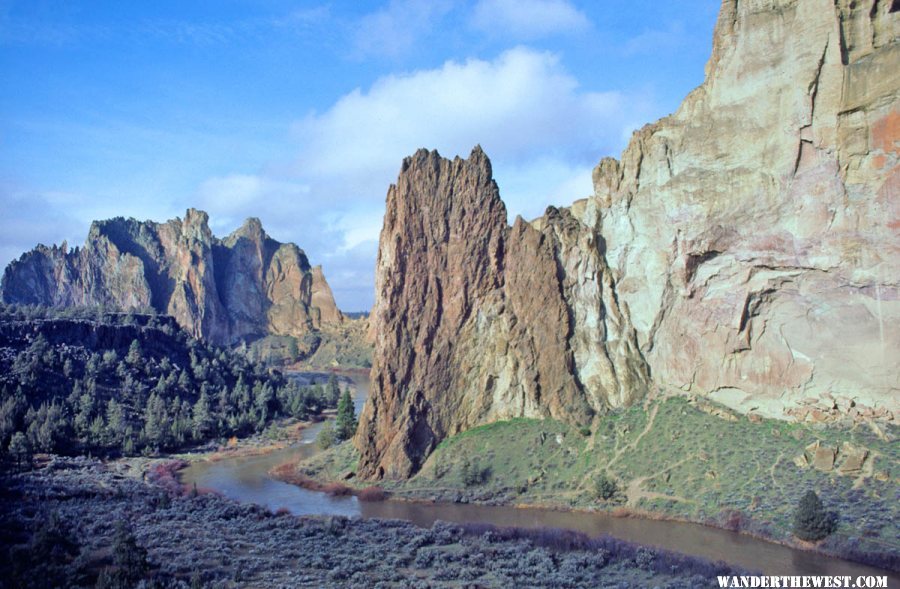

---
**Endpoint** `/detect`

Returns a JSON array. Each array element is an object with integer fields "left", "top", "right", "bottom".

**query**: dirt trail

[
  {"left": 623, "top": 456, "right": 694, "bottom": 508},
  {"left": 605, "top": 403, "right": 659, "bottom": 472}
]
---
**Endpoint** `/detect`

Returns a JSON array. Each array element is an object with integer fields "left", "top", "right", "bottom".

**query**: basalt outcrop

[
  {"left": 1, "top": 210, "right": 343, "bottom": 345},
  {"left": 357, "top": 0, "right": 899, "bottom": 479}
]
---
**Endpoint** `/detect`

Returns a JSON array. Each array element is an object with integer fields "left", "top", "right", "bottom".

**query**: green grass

[{"left": 299, "top": 395, "right": 899, "bottom": 560}]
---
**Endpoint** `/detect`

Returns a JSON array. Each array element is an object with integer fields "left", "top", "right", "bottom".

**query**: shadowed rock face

[
  {"left": 357, "top": 0, "right": 900, "bottom": 479},
  {"left": 1, "top": 209, "right": 342, "bottom": 344}
]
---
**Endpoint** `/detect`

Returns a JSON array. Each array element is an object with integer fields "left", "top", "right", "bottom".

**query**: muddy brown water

[{"left": 180, "top": 373, "right": 897, "bottom": 582}]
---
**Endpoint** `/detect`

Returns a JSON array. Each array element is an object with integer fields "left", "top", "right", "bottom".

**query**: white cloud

[
  {"left": 0, "top": 187, "right": 85, "bottom": 269},
  {"left": 292, "top": 47, "right": 627, "bottom": 179},
  {"left": 470, "top": 0, "right": 589, "bottom": 40},
  {"left": 353, "top": 0, "right": 454, "bottom": 58},
  {"left": 266, "top": 47, "right": 647, "bottom": 309},
  {"left": 195, "top": 174, "right": 310, "bottom": 231}
]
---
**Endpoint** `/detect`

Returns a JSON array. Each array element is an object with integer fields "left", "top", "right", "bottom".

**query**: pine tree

[
  {"left": 9, "top": 431, "right": 30, "bottom": 468},
  {"left": 97, "top": 522, "right": 150, "bottom": 588},
  {"left": 143, "top": 392, "right": 170, "bottom": 449},
  {"left": 793, "top": 490, "right": 835, "bottom": 541},
  {"left": 126, "top": 339, "right": 143, "bottom": 367},
  {"left": 62, "top": 358, "right": 74, "bottom": 379},
  {"left": 334, "top": 388, "right": 357, "bottom": 442},
  {"left": 327, "top": 374, "right": 341, "bottom": 407},
  {"left": 192, "top": 391, "right": 213, "bottom": 440},
  {"left": 105, "top": 398, "right": 126, "bottom": 446}
]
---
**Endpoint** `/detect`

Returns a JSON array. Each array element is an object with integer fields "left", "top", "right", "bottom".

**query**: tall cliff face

[
  {"left": 356, "top": 147, "right": 649, "bottom": 479},
  {"left": 357, "top": 0, "right": 899, "bottom": 479},
  {"left": 1, "top": 209, "right": 343, "bottom": 344},
  {"left": 591, "top": 0, "right": 899, "bottom": 419}
]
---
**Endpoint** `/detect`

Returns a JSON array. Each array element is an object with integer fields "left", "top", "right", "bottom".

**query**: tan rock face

[
  {"left": 358, "top": 0, "right": 899, "bottom": 479},
  {"left": 590, "top": 0, "right": 899, "bottom": 421},
  {"left": 1, "top": 209, "right": 343, "bottom": 345}
]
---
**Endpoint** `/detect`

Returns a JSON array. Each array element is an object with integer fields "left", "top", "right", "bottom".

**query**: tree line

[{"left": 0, "top": 303, "right": 345, "bottom": 462}]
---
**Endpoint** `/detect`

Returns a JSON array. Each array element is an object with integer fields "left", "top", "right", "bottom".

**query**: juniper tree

[
  {"left": 192, "top": 391, "right": 213, "bottom": 439},
  {"left": 793, "top": 490, "right": 835, "bottom": 541}
]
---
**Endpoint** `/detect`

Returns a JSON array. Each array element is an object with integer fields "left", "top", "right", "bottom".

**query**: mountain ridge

[{"left": 1, "top": 208, "right": 343, "bottom": 345}]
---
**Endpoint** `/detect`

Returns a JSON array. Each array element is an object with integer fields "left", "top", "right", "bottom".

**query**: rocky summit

[
  {"left": 357, "top": 0, "right": 899, "bottom": 479},
  {"left": 0, "top": 209, "right": 342, "bottom": 345}
]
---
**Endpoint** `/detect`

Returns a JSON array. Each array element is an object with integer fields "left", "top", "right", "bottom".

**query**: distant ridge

[{"left": 1, "top": 208, "right": 343, "bottom": 345}]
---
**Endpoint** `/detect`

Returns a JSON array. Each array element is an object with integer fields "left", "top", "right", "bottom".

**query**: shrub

[
  {"left": 594, "top": 473, "right": 619, "bottom": 501},
  {"left": 321, "top": 482, "right": 352, "bottom": 496},
  {"left": 357, "top": 486, "right": 387, "bottom": 502},
  {"left": 793, "top": 490, "right": 836, "bottom": 542},
  {"left": 460, "top": 457, "right": 488, "bottom": 487},
  {"left": 316, "top": 422, "right": 336, "bottom": 450}
]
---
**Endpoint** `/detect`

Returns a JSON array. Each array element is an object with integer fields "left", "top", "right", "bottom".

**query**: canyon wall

[
  {"left": 357, "top": 0, "right": 899, "bottom": 479},
  {"left": 0, "top": 209, "right": 343, "bottom": 345}
]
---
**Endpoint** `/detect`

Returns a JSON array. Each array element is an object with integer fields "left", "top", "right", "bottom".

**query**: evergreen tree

[
  {"left": 74, "top": 390, "right": 95, "bottom": 437},
  {"left": 97, "top": 522, "right": 150, "bottom": 588},
  {"left": 177, "top": 368, "right": 191, "bottom": 391},
  {"left": 191, "top": 391, "right": 215, "bottom": 440},
  {"left": 334, "top": 388, "right": 357, "bottom": 441},
  {"left": 143, "top": 392, "right": 170, "bottom": 449},
  {"left": 793, "top": 490, "right": 836, "bottom": 541},
  {"left": 105, "top": 398, "right": 126, "bottom": 446},
  {"left": 62, "top": 358, "right": 74, "bottom": 379},
  {"left": 89, "top": 414, "right": 106, "bottom": 447},
  {"left": 287, "top": 337, "right": 300, "bottom": 362},
  {"left": 326, "top": 374, "right": 341, "bottom": 407},
  {"left": 126, "top": 339, "right": 143, "bottom": 367},
  {"left": 316, "top": 421, "right": 336, "bottom": 449},
  {"left": 9, "top": 431, "right": 30, "bottom": 468},
  {"left": 10, "top": 511, "right": 80, "bottom": 589}
]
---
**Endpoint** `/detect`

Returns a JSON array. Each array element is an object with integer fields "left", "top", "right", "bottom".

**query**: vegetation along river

[{"left": 181, "top": 373, "right": 897, "bottom": 582}]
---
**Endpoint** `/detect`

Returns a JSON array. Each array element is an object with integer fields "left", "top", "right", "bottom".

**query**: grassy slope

[{"left": 301, "top": 396, "right": 899, "bottom": 563}]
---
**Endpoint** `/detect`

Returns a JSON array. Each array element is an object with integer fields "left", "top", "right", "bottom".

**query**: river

[{"left": 181, "top": 372, "right": 897, "bottom": 581}]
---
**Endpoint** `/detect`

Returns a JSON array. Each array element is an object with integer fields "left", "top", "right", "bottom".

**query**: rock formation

[
  {"left": 1, "top": 209, "right": 343, "bottom": 344},
  {"left": 357, "top": 0, "right": 899, "bottom": 479}
]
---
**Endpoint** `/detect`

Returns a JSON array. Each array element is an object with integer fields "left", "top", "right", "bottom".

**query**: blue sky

[{"left": 0, "top": 0, "right": 720, "bottom": 311}]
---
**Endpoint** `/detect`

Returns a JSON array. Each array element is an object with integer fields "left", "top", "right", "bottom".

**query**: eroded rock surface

[
  {"left": 356, "top": 148, "right": 650, "bottom": 479},
  {"left": 590, "top": 0, "right": 899, "bottom": 420},
  {"left": 358, "top": 0, "right": 899, "bottom": 479},
  {"left": 1, "top": 210, "right": 342, "bottom": 344}
]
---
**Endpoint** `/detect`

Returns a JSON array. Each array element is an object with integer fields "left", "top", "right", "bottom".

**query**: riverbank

[
  {"left": 173, "top": 415, "right": 322, "bottom": 464},
  {"left": 286, "top": 395, "right": 900, "bottom": 574},
  {"left": 0, "top": 456, "right": 746, "bottom": 588},
  {"left": 169, "top": 368, "right": 363, "bottom": 466}
]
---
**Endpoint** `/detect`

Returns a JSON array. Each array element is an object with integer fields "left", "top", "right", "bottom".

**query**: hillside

[{"left": 0, "top": 303, "right": 340, "bottom": 458}]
